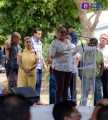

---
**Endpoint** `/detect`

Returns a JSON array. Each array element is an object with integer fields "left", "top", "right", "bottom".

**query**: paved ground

[
  {"left": 0, "top": 72, "right": 93, "bottom": 105},
  {"left": 0, "top": 72, "right": 49, "bottom": 104}
]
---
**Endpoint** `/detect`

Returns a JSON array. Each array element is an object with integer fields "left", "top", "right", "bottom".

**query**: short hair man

[
  {"left": 31, "top": 28, "right": 47, "bottom": 105},
  {"left": 53, "top": 101, "right": 81, "bottom": 120},
  {"left": 99, "top": 34, "right": 108, "bottom": 98},
  {"left": 1, "top": 94, "right": 31, "bottom": 120},
  {"left": 68, "top": 26, "right": 78, "bottom": 46}
]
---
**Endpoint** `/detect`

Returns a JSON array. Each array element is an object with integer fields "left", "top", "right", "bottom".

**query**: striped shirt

[{"left": 31, "top": 36, "right": 44, "bottom": 69}]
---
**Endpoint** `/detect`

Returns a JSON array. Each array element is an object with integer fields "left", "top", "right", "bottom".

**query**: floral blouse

[{"left": 49, "top": 39, "right": 73, "bottom": 72}]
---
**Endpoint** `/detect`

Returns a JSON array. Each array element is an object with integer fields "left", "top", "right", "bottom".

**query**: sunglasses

[{"left": 60, "top": 31, "right": 67, "bottom": 35}]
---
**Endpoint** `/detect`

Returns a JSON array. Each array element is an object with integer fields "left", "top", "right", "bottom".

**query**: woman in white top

[{"left": 49, "top": 26, "right": 74, "bottom": 103}]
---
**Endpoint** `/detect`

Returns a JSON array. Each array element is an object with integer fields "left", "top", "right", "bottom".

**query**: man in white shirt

[
  {"left": 31, "top": 28, "right": 47, "bottom": 104},
  {"left": 99, "top": 34, "right": 108, "bottom": 98}
]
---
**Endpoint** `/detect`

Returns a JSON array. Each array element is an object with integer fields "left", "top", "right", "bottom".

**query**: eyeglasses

[{"left": 89, "top": 42, "right": 96, "bottom": 45}]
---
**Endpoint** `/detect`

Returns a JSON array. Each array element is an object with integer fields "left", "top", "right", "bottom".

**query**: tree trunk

[{"left": 74, "top": 0, "right": 102, "bottom": 40}]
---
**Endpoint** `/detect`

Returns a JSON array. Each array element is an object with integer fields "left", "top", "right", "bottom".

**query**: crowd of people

[
  {"left": 0, "top": 93, "right": 108, "bottom": 120},
  {"left": 2, "top": 28, "right": 47, "bottom": 105},
  {"left": 48, "top": 26, "right": 108, "bottom": 107},
  {"left": 0, "top": 25, "right": 108, "bottom": 116}
]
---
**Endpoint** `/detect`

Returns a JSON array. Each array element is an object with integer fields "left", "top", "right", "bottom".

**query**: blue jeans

[
  {"left": 94, "top": 76, "right": 102, "bottom": 105},
  {"left": 49, "top": 73, "right": 56, "bottom": 104},
  {"left": 49, "top": 67, "right": 56, "bottom": 104},
  {"left": 0, "top": 56, "right": 5, "bottom": 66},
  {"left": 35, "top": 69, "right": 42, "bottom": 102},
  {"left": 81, "top": 76, "right": 102, "bottom": 106}
]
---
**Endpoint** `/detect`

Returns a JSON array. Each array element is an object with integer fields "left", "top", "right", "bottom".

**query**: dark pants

[
  {"left": 101, "top": 69, "right": 108, "bottom": 98},
  {"left": 8, "top": 71, "right": 17, "bottom": 90},
  {"left": 0, "top": 94, "right": 7, "bottom": 105},
  {"left": 70, "top": 73, "right": 77, "bottom": 101},
  {"left": 53, "top": 69, "right": 72, "bottom": 103},
  {"left": 35, "top": 69, "right": 42, "bottom": 102},
  {"left": 49, "top": 67, "right": 56, "bottom": 104}
]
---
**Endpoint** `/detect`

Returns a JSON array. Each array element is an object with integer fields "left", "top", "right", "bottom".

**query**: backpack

[
  {"left": 6, "top": 45, "right": 19, "bottom": 71},
  {"left": 7, "top": 57, "right": 18, "bottom": 70}
]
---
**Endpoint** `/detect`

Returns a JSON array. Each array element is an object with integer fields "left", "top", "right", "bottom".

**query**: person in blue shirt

[
  {"left": 67, "top": 26, "right": 78, "bottom": 46},
  {"left": 0, "top": 46, "right": 5, "bottom": 66},
  {"left": 0, "top": 47, "right": 4, "bottom": 58}
]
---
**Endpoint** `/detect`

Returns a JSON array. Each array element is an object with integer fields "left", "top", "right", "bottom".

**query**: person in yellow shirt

[{"left": 17, "top": 37, "right": 38, "bottom": 88}]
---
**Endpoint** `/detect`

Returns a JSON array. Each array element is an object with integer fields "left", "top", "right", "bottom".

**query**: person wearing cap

[{"left": 17, "top": 37, "right": 38, "bottom": 89}]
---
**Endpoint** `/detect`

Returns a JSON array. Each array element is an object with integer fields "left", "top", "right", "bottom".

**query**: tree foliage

[{"left": 0, "top": 0, "right": 80, "bottom": 43}]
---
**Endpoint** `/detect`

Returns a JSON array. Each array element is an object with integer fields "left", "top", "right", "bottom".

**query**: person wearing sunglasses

[
  {"left": 81, "top": 38, "right": 104, "bottom": 106},
  {"left": 17, "top": 37, "right": 38, "bottom": 89},
  {"left": 99, "top": 34, "right": 108, "bottom": 98},
  {"left": 49, "top": 26, "right": 75, "bottom": 103}
]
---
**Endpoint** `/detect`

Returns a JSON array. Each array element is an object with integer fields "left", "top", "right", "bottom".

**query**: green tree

[{"left": 0, "top": 0, "right": 80, "bottom": 43}]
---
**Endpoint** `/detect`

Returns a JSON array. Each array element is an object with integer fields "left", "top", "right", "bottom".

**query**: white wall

[
  {"left": 87, "top": 11, "right": 108, "bottom": 42},
  {"left": 94, "top": 26, "right": 108, "bottom": 42}
]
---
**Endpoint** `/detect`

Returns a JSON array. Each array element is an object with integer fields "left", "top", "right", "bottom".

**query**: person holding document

[{"left": 49, "top": 26, "right": 75, "bottom": 103}]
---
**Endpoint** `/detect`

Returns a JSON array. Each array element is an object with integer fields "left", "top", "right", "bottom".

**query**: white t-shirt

[
  {"left": 49, "top": 39, "right": 74, "bottom": 72},
  {"left": 99, "top": 45, "right": 108, "bottom": 67}
]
